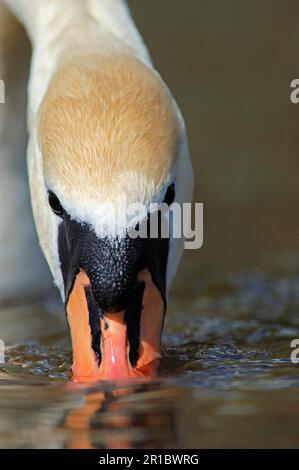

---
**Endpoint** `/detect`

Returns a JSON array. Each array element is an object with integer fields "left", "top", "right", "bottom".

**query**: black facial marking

[
  {"left": 125, "top": 281, "right": 145, "bottom": 366},
  {"left": 59, "top": 214, "right": 149, "bottom": 311},
  {"left": 145, "top": 215, "right": 168, "bottom": 313},
  {"left": 84, "top": 286, "right": 102, "bottom": 364}
]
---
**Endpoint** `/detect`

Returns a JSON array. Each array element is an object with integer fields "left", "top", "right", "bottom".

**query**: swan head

[{"left": 29, "top": 55, "right": 193, "bottom": 381}]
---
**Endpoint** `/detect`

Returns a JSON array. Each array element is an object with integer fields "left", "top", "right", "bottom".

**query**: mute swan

[{"left": 1, "top": 0, "right": 193, "bottom": 381}]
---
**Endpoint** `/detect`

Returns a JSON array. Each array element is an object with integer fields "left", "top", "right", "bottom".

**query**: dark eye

[
  {"left": 163, "top": 183, "right": 175, "bottom": 206},
  {"left": 48, "top": 191, "right": 64, "bottom": 216}
]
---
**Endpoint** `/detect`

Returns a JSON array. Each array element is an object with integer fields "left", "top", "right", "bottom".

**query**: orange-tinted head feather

[{"left": 38, "top": 54, "right": 180, "bottom": 208}]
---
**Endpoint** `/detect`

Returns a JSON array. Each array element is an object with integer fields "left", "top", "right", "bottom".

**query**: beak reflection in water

[{"left": 63, "top": 382, "right": 180, "bottom": 449}]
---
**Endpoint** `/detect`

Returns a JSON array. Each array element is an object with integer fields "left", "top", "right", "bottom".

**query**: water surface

[{"left": 1, "top": 272, "right": 299, "bottom": 448}]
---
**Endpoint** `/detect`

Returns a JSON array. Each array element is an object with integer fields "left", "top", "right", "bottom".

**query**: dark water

[
  {"left": 1, "top": 272, "right": 299, "bottom": 448},
  {"left": 1, "top": 0, "right": 299, "bottom": 449}
]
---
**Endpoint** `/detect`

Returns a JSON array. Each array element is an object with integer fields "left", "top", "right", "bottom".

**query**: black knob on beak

[
  {"left": 58, "top": 214, "right": 148, "bottom": 311},
  {"left": 80, "top": 236, "right": 147, "bottom": 312}
]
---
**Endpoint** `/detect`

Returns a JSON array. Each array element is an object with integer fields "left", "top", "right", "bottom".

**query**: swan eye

[
  {"left": 48, "top": 191, "right": 64, "bottom": 216},
  {"left": 163, "top": 183, "right": 175, "bottom": 206}
]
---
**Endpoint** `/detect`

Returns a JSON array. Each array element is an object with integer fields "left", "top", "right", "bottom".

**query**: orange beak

[{"left": 66, "top": 269, "right": 164, "bottom": 382}]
